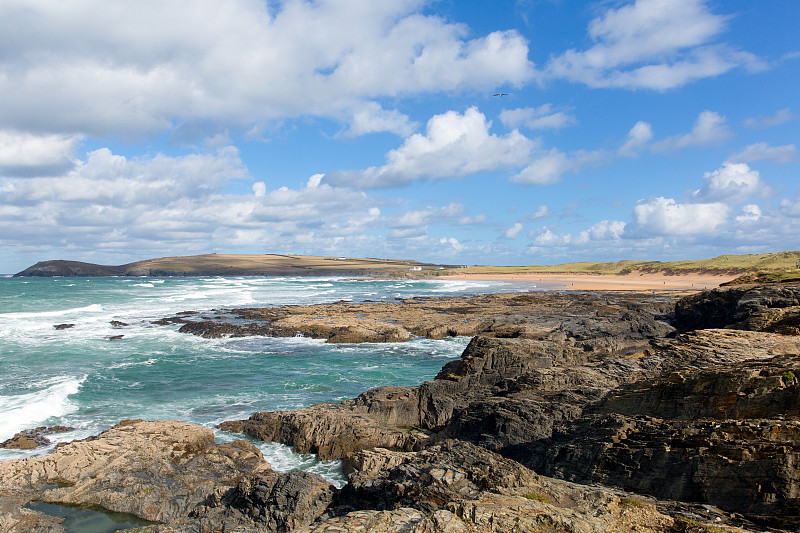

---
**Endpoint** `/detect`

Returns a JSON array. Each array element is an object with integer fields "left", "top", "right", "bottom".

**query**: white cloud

[
  {"left": 618, "top": 121, "right": 653, "bottom": 156},
  {"left": 780, "top": 196, "right": 800, "bottom": 218},
  {"left": 512, "top": 148, "right": 609, "bottom": 185},
  {"left": 0, "top": 144, "right": 396, "bottom": 259},
  {"left": 338, "top": 102, "right": 417, "bottom": 138},
  {"left": 326, "top": 107, "right": 537, "bottom": 188},
  {"left": 544, "top": 0, "right": 761, "bottom": 90},
  {"left": 505, "top": 222, "right": 524, "bottom": 239},
  {"left": 729, "top": 142, "right": 796, "bottom": 164},
  {"left": 693, "top": 162, "right": 764, "bottom": 203},
  {"left": 439, "top": 237, "right": 465, "bottom": 252},
  {"left": 578, "top": 220, "right": 627, "bottom": 243},
  {"left": 632, "top": 197, "right": 729, "bottom": 235},
  {"left": 390, "top": 203, "right": 465, "bottom": 229},
  {"left": 744, "top": 108, "right": 796, "bottom": 129},
  {"left": 0, "top": 0, "right": 534, "bottom": 138},
  {"left": 458, "top": 213, "right": 488, "bottom": 226},
  {"left": 252, "top": 182, "right": 267, "bottom": 197},
  {"left": 499, "top": 104, "right": 576, "bottom": 131},
  {"left": 529, "top": 219, "right": 625, "bottom": 248},
  {"left": 651, "top": 110, "right": 732, "bottom": 151},
  {"left": 530, "top": 205, "right": 552, "bottom": 220},
  {"left": 735, "top": 204, "right": 761, "bottom": 223},
  {"left": 0, "top": 130, "right": 82, "bottom": 176}
]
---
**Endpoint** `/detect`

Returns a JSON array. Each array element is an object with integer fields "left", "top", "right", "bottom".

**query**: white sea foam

[
  {"left": 0, "top": 375, "right": 86, "bottom": 441},
  {"left": 0, "top": 303, "right": 103, "bottom": 319},
  {"left": 132, "top": 283, "right": 154, "bottom": 288}
]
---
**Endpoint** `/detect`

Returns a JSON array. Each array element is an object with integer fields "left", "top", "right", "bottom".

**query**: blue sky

[{"left": 0, "top": 0, "right": 798, "bottom": 273}]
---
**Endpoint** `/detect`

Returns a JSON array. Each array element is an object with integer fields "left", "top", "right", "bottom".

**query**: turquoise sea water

[{"left": 0, "top": 275, "right": 542, "bottom": 484}]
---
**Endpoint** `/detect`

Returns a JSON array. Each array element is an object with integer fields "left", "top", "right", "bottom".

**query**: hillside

[
  {"left": 439, "top": 250, "right": 800, "bottom": 279},
  {"left": 14, "top": 254, "right": 446, "bottom": 277}
]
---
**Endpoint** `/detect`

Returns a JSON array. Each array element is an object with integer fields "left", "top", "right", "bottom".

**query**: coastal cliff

[{"left": 2, "top": 283, "right": 799, "bottom": 532}]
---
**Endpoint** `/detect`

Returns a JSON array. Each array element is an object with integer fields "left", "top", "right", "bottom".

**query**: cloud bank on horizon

[{"left": 0, "top": 0, "right": 797, "bottom": 272}]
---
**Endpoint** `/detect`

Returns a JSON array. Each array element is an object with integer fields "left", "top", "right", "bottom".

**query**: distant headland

[
  {"left": 13, "top": 254, "right": 450, "bottom": 278},
  {"left": 13, "top": 251, "right": 800, "bottom": 287}
]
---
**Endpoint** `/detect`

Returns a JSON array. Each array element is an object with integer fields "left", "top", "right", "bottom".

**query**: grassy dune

[{"left": 440, "top": 251, "right": 800, "bottom": 279}]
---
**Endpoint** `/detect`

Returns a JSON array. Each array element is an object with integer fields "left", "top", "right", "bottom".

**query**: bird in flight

[{"left": 493, "top": 93, "right": 508, "bottom": 97}]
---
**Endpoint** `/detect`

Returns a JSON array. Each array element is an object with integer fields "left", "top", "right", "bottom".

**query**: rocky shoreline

[{"left": 2, "top": 283, "right": 799, "bottom": 532}]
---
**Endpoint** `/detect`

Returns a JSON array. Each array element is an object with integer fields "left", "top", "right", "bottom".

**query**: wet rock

[
  {"left": 53, "top": 324, "right": 74, "bottom": 330},
  {"left": 0, "top": 426, "right": 74, "bottom": 450},
  {"left": 0, "top": 420, "right": 323, "bottom": 532},
  {"left": 105, "top": 334, "right": 124, "bottom": 341},
  {"left": 110, "top": 320, "right": 128, "bottom": 328}
]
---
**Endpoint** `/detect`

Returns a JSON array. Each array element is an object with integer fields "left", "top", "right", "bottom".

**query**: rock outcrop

[
  {"left": 6, "top": 285, "right": 800, "bottom": 532},
  {"left": 0, "top": 419, "right": 334, "bottom": 532},
  {"left": 0, "top": 426, "right": 73, "bottom": 450},
  {"left": 675, "top": 281, "right": 800, "bottom": 334},
  {"left": 170, "top": 290, "right": 676, "bottom": 344},
  {"left": 219, "top": 285, "right": 800, "bottom": 531}
]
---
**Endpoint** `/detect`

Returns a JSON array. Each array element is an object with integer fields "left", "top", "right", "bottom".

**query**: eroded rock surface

[
  {"left": 675, "top": 281, "right": 800, "bottom": 334},
  {"left": 168, "top": 291, "right": 677, "bottom": 343},
  {"left": 5, "top": 286, "right": 799, "bottom": 532},
  {"left": 0, "top": 419, "right": 333, "bottom": 532}
]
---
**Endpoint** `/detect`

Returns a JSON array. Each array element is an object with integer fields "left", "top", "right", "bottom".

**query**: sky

[{"left": 0, "top": 0, "right": 798, "bottom": 273}]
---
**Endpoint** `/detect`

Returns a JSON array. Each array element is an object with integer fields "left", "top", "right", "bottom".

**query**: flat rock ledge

[
  {"left": 0, "top": 419, "right": 335, "bottom": 532},
  {"left": 163, "top": 290, "right": 679, "bottom": 344}
]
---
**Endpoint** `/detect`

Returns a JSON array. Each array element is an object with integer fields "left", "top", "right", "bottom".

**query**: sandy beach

[{"left": 439, "top": 271, "right": 739, "bottom": 291}]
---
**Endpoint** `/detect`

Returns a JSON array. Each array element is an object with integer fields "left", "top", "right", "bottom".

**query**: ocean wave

[
  {"left": 0, "top": 375, "right": 86, "bottom": 441},
  {"left": 0, "top": 303, "right": 103, "bottom": 319}
]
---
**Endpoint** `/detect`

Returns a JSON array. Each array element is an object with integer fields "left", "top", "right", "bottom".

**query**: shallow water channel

[{"left": 25, "top": 501, "right": 155, "bottom": 533}]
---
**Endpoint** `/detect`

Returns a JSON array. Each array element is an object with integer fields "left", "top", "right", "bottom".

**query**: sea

[{"left": 0, "top": 275, "right": 543, "bottom": 487}]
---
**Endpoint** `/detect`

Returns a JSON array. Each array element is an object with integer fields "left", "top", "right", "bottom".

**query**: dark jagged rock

[
  {"left": 192, "top": 470, "right": 335, "bottom": 532},
  {"left": 517, "top": 329, "right": 800, "bottom": 529},
  {"left": 675, "top": 281, "right": 800, "bottom": 333},
  {"left": 220, "top": 286, "right": 800, "bottom": 531},
  {"left": 53, "top": 323, "right": 74, "bottom": 330}
]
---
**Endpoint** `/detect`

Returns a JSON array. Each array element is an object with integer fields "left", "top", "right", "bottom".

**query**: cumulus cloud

[
  {"left": 544, "top": 0, "right": 762, "bottom": 90},
  {"left": 338, "top": 103, "right": 417, "bottom": 138},
  {"left": 326, "top": 107, "right": 537, "bottom": 188},
  {"left": 735, "top": 204, "right": 762, "bottom": 223},
  {"left": 512, "top": 148, "right": 609, "bottom": 185},
  {"left": 729, "top": 142, "right": 796, "bottom": 164},
  {"left": 505, "top": 222, "right": 524, "bottom": 239},
  {"left": 0, "top": 0, "right": 534, "bottom": 138},
  {"left": 651, "top": 110, "right": 732, "bottom": 151},
  {"left": 529, "top": 220, "right": 626, "bottom": 248},
  {"left": 530, "top": 205, "right": 553, "bottom": 220},
  {"left": 631, "top": 197, "right": 729, "bottom": 235},
  {"left": 499, "top": 104, "right": 576, "bottom": 131},
  {"left": 618, "top": 121, "right": 653, "bottom": 156},
  {"left": 693, "top": 162, "right": 765, "bottom": 203},
  {"left": 0, "top": 130, "right": 82, "bottom": 176},
  {"left": 0, "top": 144, "right": 399, "bottom": 260},
  {"left": 744, "top": 108, "right": 796, "bottom": 129}
]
